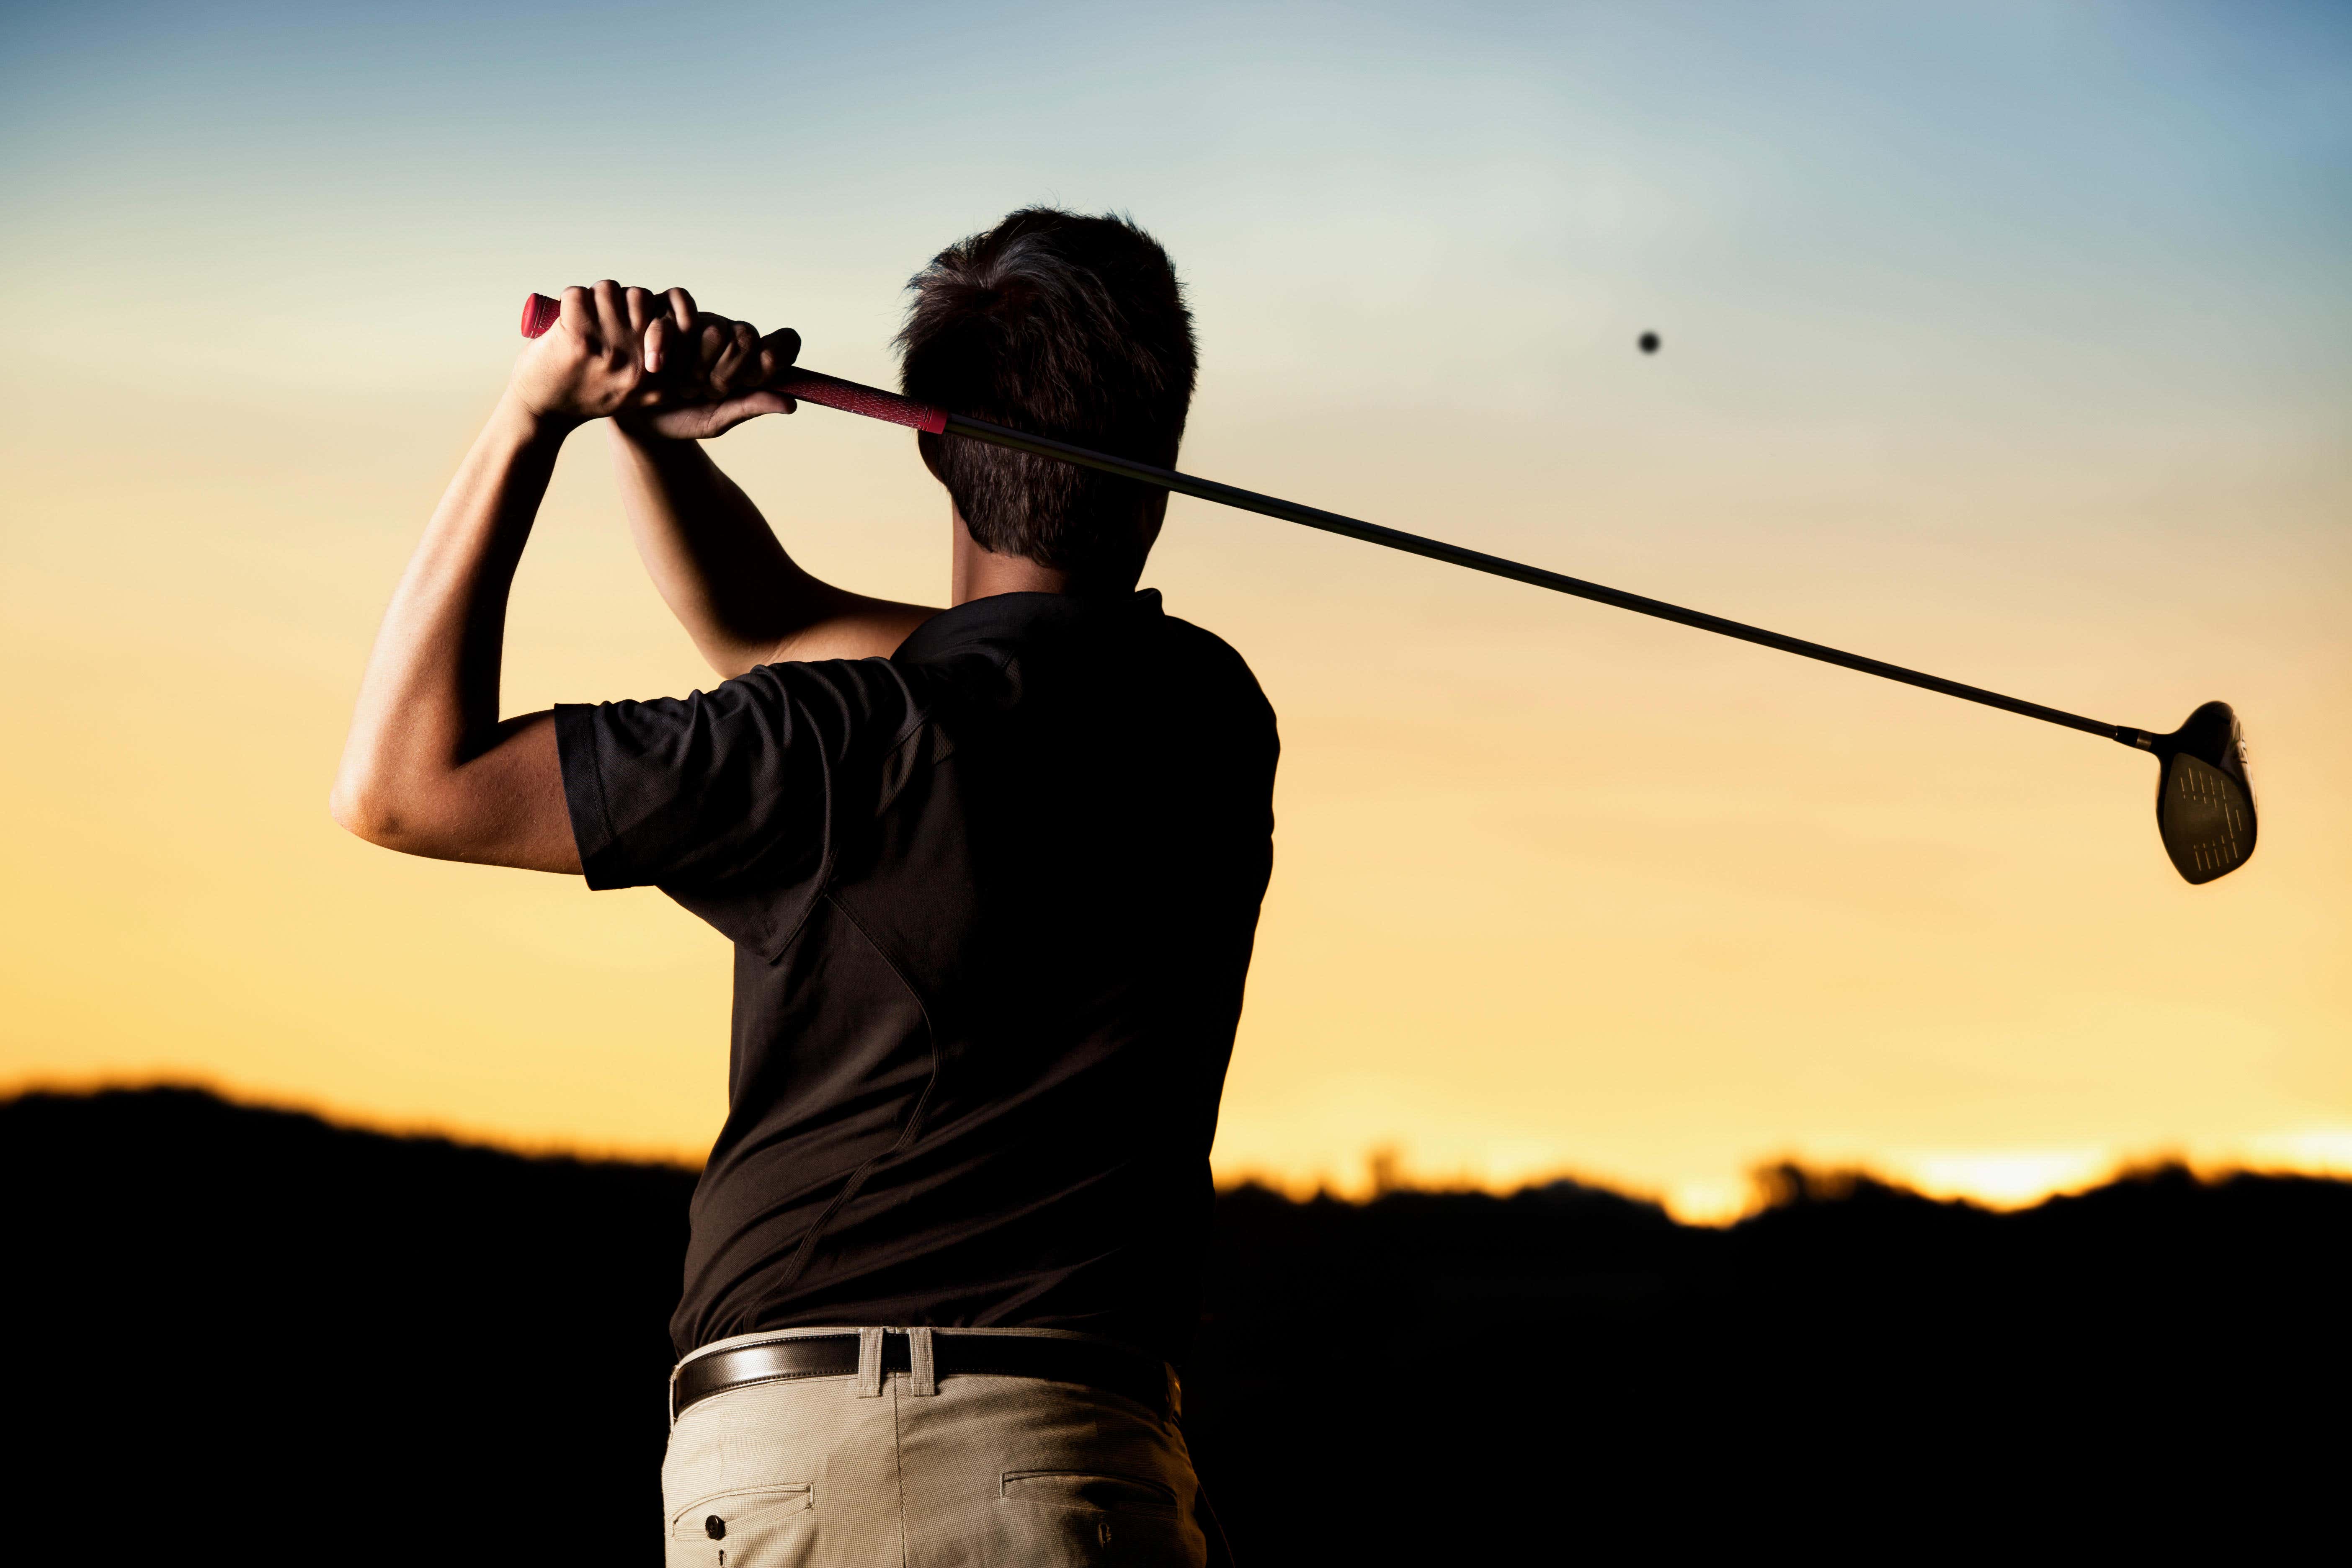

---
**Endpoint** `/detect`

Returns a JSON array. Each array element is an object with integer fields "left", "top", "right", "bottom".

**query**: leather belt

[{"left": 671, "top": 1331, "right": 1176, "bottom": 1422}]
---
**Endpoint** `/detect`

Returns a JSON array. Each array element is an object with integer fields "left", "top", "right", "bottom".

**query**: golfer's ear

[{"left": 917, "top": 431, "right": 946, "bottom": 483}]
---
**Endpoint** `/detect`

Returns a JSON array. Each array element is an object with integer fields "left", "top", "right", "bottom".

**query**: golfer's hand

[
  {"left": 629, "top": 295, "right": 802, "bottom": 441},
  {"left": 508, "top": 281, "right": 690, "bottom": 425}
]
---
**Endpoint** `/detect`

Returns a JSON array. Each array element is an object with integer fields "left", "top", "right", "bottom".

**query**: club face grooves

[{"left": 2155, "top": 702, "right": 2256, "bottom": 885}]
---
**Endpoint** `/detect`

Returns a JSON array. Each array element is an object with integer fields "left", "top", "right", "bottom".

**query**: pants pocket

[
  {"left": 997, "top": 1471, "right": 1197, "bottom": 1566},
  {"left": 666, "top": 1483, "right": 814, "bottom": 1568}
]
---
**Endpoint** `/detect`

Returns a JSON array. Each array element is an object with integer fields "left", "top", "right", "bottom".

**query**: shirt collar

[{"left": 894, "top": 588, "right": 1163, "bottom": 664}]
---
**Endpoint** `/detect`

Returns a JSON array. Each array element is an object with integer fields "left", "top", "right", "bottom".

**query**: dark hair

[{"left": 899, "top": 209, "right": 1197, "bottom": 587}]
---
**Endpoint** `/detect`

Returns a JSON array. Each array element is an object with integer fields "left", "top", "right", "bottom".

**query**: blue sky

[{"left": 7, "top": 1, "right": 2344, "bottom": 413}]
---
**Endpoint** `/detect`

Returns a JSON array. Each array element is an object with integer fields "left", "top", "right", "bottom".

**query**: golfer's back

[{"left": 557, "top": 587, "right": 1276, "bottom": 1364}]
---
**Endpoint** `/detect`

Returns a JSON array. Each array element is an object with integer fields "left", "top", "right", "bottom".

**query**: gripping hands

[
  {"left": 521, "top": 289, "right": 951, "bottom": 436},
  {"left": 510, "top": 281, "right": 802, "bottom": 439}
]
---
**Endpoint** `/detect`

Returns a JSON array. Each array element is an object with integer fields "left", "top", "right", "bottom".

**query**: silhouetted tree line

[{"left": 4, "top": 1087, "right": 2342, "bottom": 1561}]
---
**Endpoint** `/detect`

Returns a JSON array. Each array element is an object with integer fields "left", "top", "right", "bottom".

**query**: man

[{"left": 333, "top": 209, "right": 1274, "bottom": 1565}]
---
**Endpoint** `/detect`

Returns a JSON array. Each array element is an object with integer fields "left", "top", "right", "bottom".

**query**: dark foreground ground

[{"left": 5, "top": 1087, "right": 2346, "bottom": 1562}]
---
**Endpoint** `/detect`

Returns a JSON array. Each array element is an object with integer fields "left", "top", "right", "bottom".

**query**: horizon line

[{"left": 13, "top": 1074, "right": 2350, "bottom": 1228}]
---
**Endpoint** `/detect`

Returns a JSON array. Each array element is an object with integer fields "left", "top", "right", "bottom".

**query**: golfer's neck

[{"left": 950, "top": 518, "right": 1073, "bottom": 605}]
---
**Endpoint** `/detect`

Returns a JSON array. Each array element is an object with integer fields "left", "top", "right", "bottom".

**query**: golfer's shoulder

[
  {"left": 1155, "top": 610, "right": 1257, "bottom": 681},
  {"left": 1153, "top": 611, "right": 1277, "bottom": 734},
  {"left": 720, "top": 654, "right": 934, "bottom": 745}
]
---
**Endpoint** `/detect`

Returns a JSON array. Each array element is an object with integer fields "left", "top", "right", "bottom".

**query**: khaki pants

[{"left": 663, "top": 1327, "right": 1213, "bottom": 1568}]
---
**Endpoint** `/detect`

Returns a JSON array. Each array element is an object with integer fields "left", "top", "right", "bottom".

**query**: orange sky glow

[{"left": 5, "top": 3, "right": 2347, "bottom": 1221}]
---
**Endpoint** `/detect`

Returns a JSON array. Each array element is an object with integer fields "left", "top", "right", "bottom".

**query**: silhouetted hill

[
  {"left": 3, "top": 1087, "right": 693, "bottom": 1565},
  {"left": 5, "top": 1087, "right": 2345, "bottom": 1561}
]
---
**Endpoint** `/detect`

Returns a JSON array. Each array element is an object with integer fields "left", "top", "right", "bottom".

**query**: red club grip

[
  {"left": 516, "top": 292, "right": 946, "bottom": 435},
  {"left": 768, "top": 368, "right": 949, "bottom": 434}
]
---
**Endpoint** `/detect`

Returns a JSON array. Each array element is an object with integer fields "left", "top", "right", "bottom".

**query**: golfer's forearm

[
  {"left": 607, "top": 425, "right": 938, "bottom": 670},
  {"left": 606, "top": 426, "right": 833, "bottom": 675},
  {"left": 331, "top": 396, "right": 576, "bottom": 869}
]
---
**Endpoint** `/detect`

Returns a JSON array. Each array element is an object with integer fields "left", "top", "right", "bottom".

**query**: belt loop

[
  {"left": 908, "top": 1328, "right": 938, "bottom": 1396},
  {"left": 668, "top": 1358, "right": 683, "bottom": 1427},
  {"left": 855, "top": 1328, "right": 886, "bottom": 1398}
]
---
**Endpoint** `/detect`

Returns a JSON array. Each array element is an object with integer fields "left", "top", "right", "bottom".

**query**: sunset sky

[{"left": 5, "top": 1, "right": 2347, "bottom": 1219}]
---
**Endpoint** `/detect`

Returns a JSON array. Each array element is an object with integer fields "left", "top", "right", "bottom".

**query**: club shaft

[
  {"left": 513, "top": 290, "right": 2131, "bottom": 743},
  {"left": 514, "top": 290, "right": 2137, "bottom": 746},
  {"left": 948, "top": 413, "right": 2141, "bottom": 745}
]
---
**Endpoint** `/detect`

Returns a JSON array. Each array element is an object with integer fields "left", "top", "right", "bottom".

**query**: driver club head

[{"left": 2151, "top": 701, "right": 2255, "bottom": 884}]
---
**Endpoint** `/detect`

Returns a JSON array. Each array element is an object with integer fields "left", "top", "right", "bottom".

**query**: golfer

[{"left": 334, "top": 209, "right": 1275, "bottom": 1565}]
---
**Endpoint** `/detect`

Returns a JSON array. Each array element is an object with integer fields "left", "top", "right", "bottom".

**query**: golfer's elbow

[
  {"left": 330, "top": 769, "right": 433, "bottom": 854},
  {"left": 327, "top": 719, "right": 571, "bottom": 871},
  {"left": 330, "top": 776, "right": 398, "bottom": 849}
]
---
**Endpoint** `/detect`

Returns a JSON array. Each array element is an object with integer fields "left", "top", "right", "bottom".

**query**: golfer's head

[{"left": 901, "top": 209, "right": 1196, "bottom": 591}]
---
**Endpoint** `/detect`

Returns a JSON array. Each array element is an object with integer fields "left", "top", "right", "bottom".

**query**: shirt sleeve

[{"left": 553, "top": 658, "right": 924, "bottom": 894}]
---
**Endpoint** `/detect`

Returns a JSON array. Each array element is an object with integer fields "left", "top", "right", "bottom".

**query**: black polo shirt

[{"left": 554, "top": 590, "right": 1277, "bottom": 1364}]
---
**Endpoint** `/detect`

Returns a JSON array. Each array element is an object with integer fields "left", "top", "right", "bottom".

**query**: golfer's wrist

[
  {"left": 492, "top": 390, "right": 585, "bottom": 448},
  {"left": 609, "top": 414, "right": 724, "bottom": 475},
  {"left": 609, "top": 410, "right": 683, "bottom": 446}
]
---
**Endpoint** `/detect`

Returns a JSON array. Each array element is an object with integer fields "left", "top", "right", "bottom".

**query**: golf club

[{"left": 521, "top": 292, "right": 2257, "bottom": 885}]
